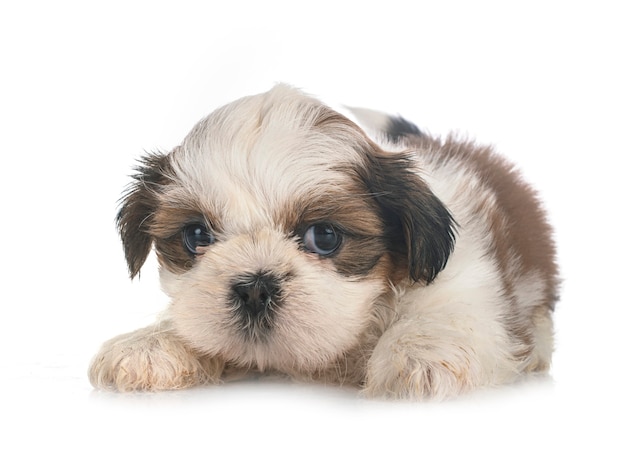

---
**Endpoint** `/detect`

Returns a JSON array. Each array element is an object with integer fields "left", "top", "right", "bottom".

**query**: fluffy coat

[{"left": 89, "top": 85, "right": 558, "bottom": 399}]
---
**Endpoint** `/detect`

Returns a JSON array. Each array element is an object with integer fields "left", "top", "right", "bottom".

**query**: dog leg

[
  {"left": 88, "top": 320, "right": 224, "bottom": 392},
  {"left": 363, "top": 305, "right": 518, "bottom": 400}
]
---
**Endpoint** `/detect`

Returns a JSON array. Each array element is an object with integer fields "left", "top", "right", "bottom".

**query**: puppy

[{"left": 89, "top": 84, "right": 559, "bottom": 399}]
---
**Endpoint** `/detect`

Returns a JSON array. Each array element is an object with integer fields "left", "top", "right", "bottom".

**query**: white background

[{"left": 1, "top": 1, "right": 624, "bottom": 455}]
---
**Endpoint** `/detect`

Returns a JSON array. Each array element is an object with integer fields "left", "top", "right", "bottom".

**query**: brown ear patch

[
  {"left": 117, "top": 152, "right": 173, "bottom": 278},
  {"left": 358, "top": 148, "right": 457, "bottom": 284}
]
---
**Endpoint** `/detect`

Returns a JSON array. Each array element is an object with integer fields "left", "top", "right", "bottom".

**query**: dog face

[{"left": 117, "top": 85, "right": 455, "bottom": 373}]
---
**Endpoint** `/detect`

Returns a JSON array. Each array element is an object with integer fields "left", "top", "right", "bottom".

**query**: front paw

[
  {"left": 363, "top": 322, "right": 481, "bottom": 400},
  {"left": 88, "top": 322, "right": 224, "bottom": 392}
]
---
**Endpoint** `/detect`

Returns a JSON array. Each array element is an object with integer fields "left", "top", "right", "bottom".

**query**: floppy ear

[
  {"left": 364, "top": 150, "right": 456, "bottom": 284},
  {"left": 116, "top": 152, "right": 170, "bottom": 279}
]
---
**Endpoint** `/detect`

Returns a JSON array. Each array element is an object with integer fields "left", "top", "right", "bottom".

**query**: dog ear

[
  {"left": 364, "top": 150, "right": 456, "bottom": 284},
  {"left": 116, "top": 152, "right": 170, "bottom": 278}
]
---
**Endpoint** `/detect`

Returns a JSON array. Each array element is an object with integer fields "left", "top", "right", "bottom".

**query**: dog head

[{"left": 116, "top": 85, "right": 455, "bottom": 372}]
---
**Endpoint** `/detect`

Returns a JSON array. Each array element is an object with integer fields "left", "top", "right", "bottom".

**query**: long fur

[{"left": 89, "top": 84, "right": 558, "bottom": 400}]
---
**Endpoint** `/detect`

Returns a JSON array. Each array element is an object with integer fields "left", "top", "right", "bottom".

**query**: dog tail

[{"left": 348, "top": 107, "right": 422, "bottom": 143}]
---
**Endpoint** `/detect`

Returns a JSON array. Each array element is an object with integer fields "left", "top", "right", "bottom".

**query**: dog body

[{"left": 89, "top": 85, "right": 558, "bottom": 399}]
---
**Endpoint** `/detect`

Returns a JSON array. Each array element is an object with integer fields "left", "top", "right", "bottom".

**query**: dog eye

[
  {"left": 182, "top": 223, "right": 215, "bottom": 255},
  {"left": 303, "top": 224, "right": 342, "bottom": 256}
]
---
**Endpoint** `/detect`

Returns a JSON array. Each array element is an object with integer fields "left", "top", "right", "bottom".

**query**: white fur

[{"left": 170, "top": 87, "right": 367, "bottom": 230}]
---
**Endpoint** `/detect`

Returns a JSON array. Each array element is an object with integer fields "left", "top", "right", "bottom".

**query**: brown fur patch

[
  {"left": 423, "top": 136, "right": 558, "bottom": 302},
  {"left": 272, "top": 181, "right": 387, "bottom": 278},
  {"left": 403, "top": 134, "right": 559, "bottom": 359},
  {"left": 150, "top": 204, "right": 212, "bottom": 275}
]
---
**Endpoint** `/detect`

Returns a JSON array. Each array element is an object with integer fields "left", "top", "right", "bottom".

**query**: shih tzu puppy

[{"left": 89, "top": 84, "right": 559, "bottom": 399}]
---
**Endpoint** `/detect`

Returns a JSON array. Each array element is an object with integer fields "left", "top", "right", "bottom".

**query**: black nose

[{"left": 231, "top": 273, "right": 280, "bottom": 317}]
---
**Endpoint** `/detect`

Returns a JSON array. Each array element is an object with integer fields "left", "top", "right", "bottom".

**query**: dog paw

[
  {"left": 88, "top": 322, "right": 224, "bottom": 392},
  {"left": 363, "top": 323, "right": 481, "bottom": 400}
]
